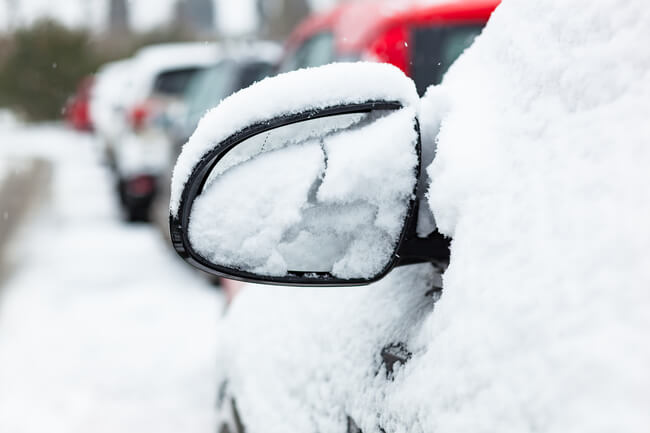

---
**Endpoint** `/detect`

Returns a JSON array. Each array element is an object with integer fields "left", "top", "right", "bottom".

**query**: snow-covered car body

[{"left": 169, "top": 0, "right": 650, "bottom": 432}]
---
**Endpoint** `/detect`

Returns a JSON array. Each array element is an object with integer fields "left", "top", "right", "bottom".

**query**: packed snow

[
  {"left": 188, "top": 108, "right": 418, "bottom": 278},
  {"left": 0, "top": 126, "right": 223, "bottom": 433},
  {"left": 170, "top": 62, "right": 420, "bottom": 216},
  {"left": 198, "top": 0, "right": 650, "bottom": 432}
]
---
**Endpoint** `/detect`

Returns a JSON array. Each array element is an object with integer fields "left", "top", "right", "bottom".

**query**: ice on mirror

[{"left": 188, "top": 108, "right": 418, "bottom": 279}]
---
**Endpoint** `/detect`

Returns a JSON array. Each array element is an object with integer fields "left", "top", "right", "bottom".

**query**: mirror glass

[{"left": 187, "top": 107, "right": 419, "bottom": 279}]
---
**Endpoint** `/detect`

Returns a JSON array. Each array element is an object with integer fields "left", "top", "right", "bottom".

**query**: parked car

[
  {"left": 64, "top": 75, "right": 94, "bottom": 132},
  {"left": 109, "top": 43, "right": 219, "bottom": 222},
  {"left": 278, "top": 0, "right": 500, "bottom": 94}
]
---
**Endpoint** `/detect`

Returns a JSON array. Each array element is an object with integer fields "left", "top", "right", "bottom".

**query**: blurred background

[{"left": 0, "top": 0, "right": 332, "bottom": 122}]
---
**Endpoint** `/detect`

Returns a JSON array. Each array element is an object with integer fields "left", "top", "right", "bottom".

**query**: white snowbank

[
  {"left": 170, "top": 62, "right": 419, "bottom": 217},
  {"left": 188, "top": 108, "right": 419, "bottom": 278},
  {"left": 206, "top": 0, "right": 650, "bottom": 432}
]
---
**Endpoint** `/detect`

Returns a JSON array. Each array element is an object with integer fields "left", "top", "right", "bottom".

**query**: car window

[
  {"left": 278, "top": 32, "right": 335, "bottom": 73},
  {"left": 153, "top": 67, "right": 202, "bottom": 96},
  {"left": 411, "top": 25, "right": 484, "bottom": 96},
  {"left": 183, "top": 62, "right": 236, "bottom": 133},
  {"left": 237, "top": 61, "right": 275, "bottom": 89}
]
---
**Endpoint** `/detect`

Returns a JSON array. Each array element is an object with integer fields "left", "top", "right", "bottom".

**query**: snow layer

[
  {"left": 206, "top": 0, "right": 650, "bottom": 432},
  {"left": 422, "top": 0, "right": 650, "bottom": 431},
  {"left": 170, "top": 62, "right": 419, "bottom": 217},
  {"left": 0, "top": 126, "right": 222, "bottom": 433},
  {"left": 188, "top": 108, "right": 418, "bottom": 278}
]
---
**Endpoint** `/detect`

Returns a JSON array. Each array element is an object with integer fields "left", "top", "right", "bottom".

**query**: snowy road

[{"left": 0, "top": 126, "right": 223, "bottom": 433}]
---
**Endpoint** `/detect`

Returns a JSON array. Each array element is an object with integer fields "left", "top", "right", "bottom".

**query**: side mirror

[{"left": 169, "top": 63, "right": 448, "bottom": 286}]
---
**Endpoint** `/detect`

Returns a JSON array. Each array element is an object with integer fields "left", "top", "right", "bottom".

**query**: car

[
  {"left": 110, "top": 43, "right": 219, "bottom": 222},
  {"left": 278, "top": 0, "right": 500, "bottom": 94}
]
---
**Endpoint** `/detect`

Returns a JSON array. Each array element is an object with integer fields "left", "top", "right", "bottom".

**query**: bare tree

[
  {"left": 5, "top": 0, "right": 19, "bottom": 31},
  {"left": 258, "top": 0, "right": 311, "bottom": 40},
  {"left": 175, "top": 0, "right": 215, "bottom": 34}
]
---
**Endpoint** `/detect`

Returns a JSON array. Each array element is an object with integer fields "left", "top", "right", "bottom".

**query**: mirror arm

[
  {"left": 396, "top": 233, "right": 450, "bottom": 267},
  {"left": 395, "top": 201, "right": 450, "bottom": 267}
]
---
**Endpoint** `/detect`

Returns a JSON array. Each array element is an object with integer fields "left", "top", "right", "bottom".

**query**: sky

[
  {"left": 0, "top": 0, "right": 337, "bottom": 35},
  {"left": 0, "top": 0, "right": 177, "bottom": 33}
]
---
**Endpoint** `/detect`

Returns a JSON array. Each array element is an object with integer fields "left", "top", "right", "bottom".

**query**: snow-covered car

[
  {"left": 112, "top": 43, "right": 219, "bottom": 221},
  {"left": 168, "top": 0, "right": 649, "bottom": 432}
]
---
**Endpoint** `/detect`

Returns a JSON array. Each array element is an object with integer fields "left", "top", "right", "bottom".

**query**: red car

[{"left": 279, "top": 0, "right": 500, "bottom": 95}]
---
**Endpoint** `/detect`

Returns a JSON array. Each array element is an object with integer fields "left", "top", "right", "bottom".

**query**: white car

[{"left": 169, "top": 0, "right": 649, "bottom": 432}]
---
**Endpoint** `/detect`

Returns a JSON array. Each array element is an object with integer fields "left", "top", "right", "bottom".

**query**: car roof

[
  {"left": 286, "top": 0, "right": 500, "bottom": 55},
  {"left": 132, "top": 42, "right": 220, "bottom": 74},
  {"left": 220, "top": 40, "right": 282, "bottom": 65}
]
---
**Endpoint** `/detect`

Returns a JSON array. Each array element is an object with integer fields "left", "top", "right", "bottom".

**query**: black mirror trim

[{"left": 170, "top": 100, "right": 432, "bottom": 286}]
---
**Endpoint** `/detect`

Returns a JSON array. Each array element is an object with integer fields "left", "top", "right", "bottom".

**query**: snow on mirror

[{"left": 187, "top": 107, "right": 419, "bottom": 279}]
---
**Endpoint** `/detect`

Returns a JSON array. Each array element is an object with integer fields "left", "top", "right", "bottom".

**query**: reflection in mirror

[{"left": 188, "top": 107, "right": 419, "bottom": 279}]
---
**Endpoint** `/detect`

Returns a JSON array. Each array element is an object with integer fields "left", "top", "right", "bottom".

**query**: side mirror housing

[{"left": 170, "top": 63, "right": 448, "bottom": 286}]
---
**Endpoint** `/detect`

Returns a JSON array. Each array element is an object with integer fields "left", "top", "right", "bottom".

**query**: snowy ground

[{"left": 0, "top": 125, "right": 223, "bottom": 433}]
